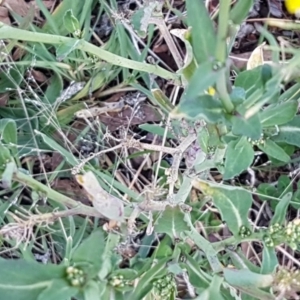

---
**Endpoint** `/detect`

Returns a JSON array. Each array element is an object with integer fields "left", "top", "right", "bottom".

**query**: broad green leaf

[
  {"left": 154, "top": 206, "right": 190, "bottom": 238},
  {"left": 83, "top": 281, "right": 102, "bottom": 300},
  {"left": 72, "top": 230, "right": 105, "bottom": 276},
  {"left": 42, "top": 0, "right": 85, "bottom": 35},
  {"left": 186, "top": 0, "right": 216, "bottom": 64},
  {"left": 223, "top": 137, "right": 254, "bottom": 179},
  {"left": 172, "top": 95, "right": 224, "bottom": 123},
  {"left": 64, "top": 10, "right": 80, "bottom": 35},
  {"left": 271, "top": 192, "right": 292, "bottom": 225},
  {"left": 35, "top": 130, "right": 78, "bottom": 166},
  {"left": 45, "top": 72, "right": 63, "bottom": 104},
  {"left": 261, "top": 247, "right": 278, "bottom": 274},
  {"left": 0, "top": 259, "right": 64, "bottom": 300},
  {"left": 184, "top": 61, "right": 221, "bottom": 100},
  {"left": 260, "top": 101, "right": 297, "bottom": 127},
  {"left": 0, "top": 144, "right": 11, "bottom": 165},
  {"left": 56, "top": 39, "right": 83, "bottom": 61},
  {"left": 197, "top": 181, "right": 252, "bottom": 237},
  {"left": 200, "top": 275, "right": 225, "bottom": 300},
  {"left": 234, "top": 67, "right": 263, "bottom": 93},
  {"left": 258, "top": 139, "right": 290, "bottom": 163},
  {"left": 230, "top": 0, "right": 254, "bottom": 25},
  {"left": 37, "top": 279, "right": 78, "bottom": 300},
  {"left": 231, "top": 113, "right": 262, "bottom": 140},
  {"left": 0, "top": 119, "right": 17, "bottom": 145},
  {"left": 224, "top": 268, "right": 273, "bottom": 288},
  {"left": 273, "top": 116, "right": 300, "bottom": 147}
]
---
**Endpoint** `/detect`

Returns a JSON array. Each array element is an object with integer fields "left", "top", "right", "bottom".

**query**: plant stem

[
  {"left": 214, "top": 0, "right": 234, "bottom": 113},
  {"left": 13, "top": 169, "right": 101, "bottom": 217},
  {"left": 0, "top": 22, "right": 180, "bottom": 84}
]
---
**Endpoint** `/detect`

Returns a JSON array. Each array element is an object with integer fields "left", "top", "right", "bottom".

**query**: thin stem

[
  {"left": 13, "top": 169, "right": 101, "bottom": 217},
  {"left": 214, "top": 0, "right": 234, "bottom": 113},
  {"left": 0, "top": 22, "right": 180, "bottom": 84}
]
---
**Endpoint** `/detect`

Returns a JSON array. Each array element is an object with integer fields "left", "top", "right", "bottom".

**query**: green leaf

[
  {"left": 201, "top": 275, "right": 225, "bottom": 300},
  {"left": 184, "top": 61, "right": 221, "bottom": 100},
  {"left": 199, "top": 182, "right": 252, "bottom": 237},
  {"left": 186, "top": 0, "right": 216, "bottom": 64},
  {"left": 261, "top": 247, "right": 278, "bottom": 274},
  {"left": 64, "top": 9, "right": 80, "bottom": 35},
  {"left": 223, "top": 137, "right": 254, "bottom": 180},
  {"left": 0, "top": 144, "right": 12, "bottom": 165},
  {"left": 130, "top": 258, "right": 169, "bottom": 299},
  {"left": 172, "top": 95, "right": 224, "bottom": 123},
  {"left": 273, "top": 116, "right": 300, "bottom": 147},
  {"left": 45, "top": 73, "right": 63, "bottom": 104},
  {"left": 154, "top": 206, "right": 190, "bottom": 238},
  {"left": 230, "top": 0, "right": 254, "bottom": 25},
  {"left": 184, "top": 214, "right": 223, "bottom": 273},
  {"left": 0, "top": 259, "right": 65, "bottom": 300},
  {"left": 184, "top": 254, "right": 210, "bottom": 289},
  {"left": 260, "top": 101, "right": 297, "bottom": 127},
  {"left": 72, "top": 230, "right": 106, "bottom": 276},
  {"left": 42, "top": 0, "right": 85, "bottom": 35},
  {"left": 139, "top": 124, "right": 175, "bottom": 139},
  {"left": 0, "top": 119, "right": 17, "bottom": 145},
  {"left": 83, "top": 281, "right": 103, "bottom": 300},
  {"left": 98, "top": 233, "right": 120, "bottom": 280},
  {"left": 224, "top": 268, "right": 273, "bottom": 288},
  {"left": 37, "top": 279, "right": 78, "bottom": 300},
  {"left": 151, "top": 89, "right": 175, "bottom": 115},
  {"left": 258, "top": 139, "right": 290, "bottom": 163},
  {"left": 271, "top": 192, "right": 292, "bottom": 225},
  {"left": 0, "top": 67, "right": 23, "bottom": 93},
  {"left": 234, "top": 66, "right": 263, "bottom": 97},
  {"left": 231, "top": 113, "right": 262, "bottom": 140},
  {"left": 56, "top": 39, "right": 83, "bottom": 61},
  {"left": 35, "top": 130, "right": 78, "bottom": 166}
]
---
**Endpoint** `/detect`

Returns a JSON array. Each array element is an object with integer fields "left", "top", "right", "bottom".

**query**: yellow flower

[{"left": 285, "top": 0, "right": 300, "bottom": 16}]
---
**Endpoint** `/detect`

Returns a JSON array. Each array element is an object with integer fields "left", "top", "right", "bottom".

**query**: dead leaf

[
  {"left": 30, "top": 69, "right": 48, "bottom": 83},
  {"left": 99, "top": 103, "right": 162, "bottom": 131},
  {"left": 0, "top": 6, "right": 10, "bottom": 25},
  {"left": 0, "top": 93, "right": 9, "bottom": 107},
  {"left": 52, "top": 178, "right": 91, "bottom": 206},
  {"left": 247, "top": 42, "right": 266, "bottom": 70},
  {"left": 3, "top": 0, "right": 54, "bottom": 20}
]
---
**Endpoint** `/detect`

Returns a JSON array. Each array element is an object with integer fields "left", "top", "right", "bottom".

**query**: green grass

[{"left": 1, "top": 0, "right": 300, "bottom": 299}]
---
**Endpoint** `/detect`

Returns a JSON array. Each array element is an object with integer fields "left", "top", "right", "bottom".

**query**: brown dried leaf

[
  {"left": 0, "top": 93, "right": 9, "bottom": 107},
  {"left": 52, "top": 178, "right": 91, "bottom": 206},
  {"left": 30, "top": 69, "right": 48, "bottom": 83},
  {"left": 99, "top": 103, "right": 161, "bottom": 131},
  {"left": 0, "top": 6, "right": 10, "bottom": 25}
]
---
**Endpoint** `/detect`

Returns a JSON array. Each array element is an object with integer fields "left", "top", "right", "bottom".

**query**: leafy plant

[{"left": 1, "top": 0, "right": 300, "bottom": 299}]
